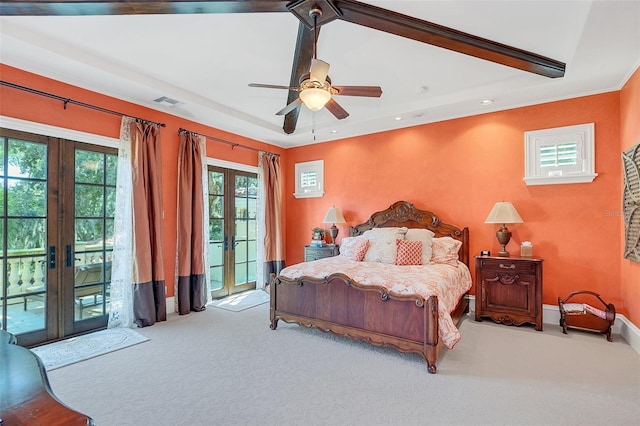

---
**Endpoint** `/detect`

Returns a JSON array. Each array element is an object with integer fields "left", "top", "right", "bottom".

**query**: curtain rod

[
  {"left": 179, "top": 128, "right": 279, "bottom": 157},
  {"left": 1, "top": 80, "right": 166, "bottom": 128}
]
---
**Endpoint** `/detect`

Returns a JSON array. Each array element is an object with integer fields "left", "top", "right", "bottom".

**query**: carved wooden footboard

[
  {"left": 270, "top": 273, "right": 443, "bottom": 372},
  {"left": 270, "top": 201, "right": 470, "bottom": 374}
]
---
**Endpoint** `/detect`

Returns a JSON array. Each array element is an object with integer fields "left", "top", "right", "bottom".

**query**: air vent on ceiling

[{"left": 154, "top": 96, "right": 181, "bottom": 107}]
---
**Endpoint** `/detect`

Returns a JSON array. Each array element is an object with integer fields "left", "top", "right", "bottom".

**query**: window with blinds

[
  {"left": 622, "top": 142, "right": 640, "bottom": 263},
  {"left": 540, "top": 142, "right": 578, "bottom": 168},
  {"left": 524, "top": 123, "right": 597, "bottom": 185}
]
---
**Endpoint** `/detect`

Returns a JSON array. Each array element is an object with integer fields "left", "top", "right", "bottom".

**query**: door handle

[
  {"left": 48, "top": 246, "right": 56, "bottom": 269},
  {"left": 232, "top": 236, "right": 236, "bottom": 250},
  {"left": 224, "top": 236, "right": 229, "bottom": 251}
]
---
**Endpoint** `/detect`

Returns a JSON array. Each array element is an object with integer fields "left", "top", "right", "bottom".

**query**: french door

[
  {"left": 0, "top": 128, "right": 116, "bottom": 346},
  {"left": 208, "top": 166, "right": 257, "bottom": 299}
]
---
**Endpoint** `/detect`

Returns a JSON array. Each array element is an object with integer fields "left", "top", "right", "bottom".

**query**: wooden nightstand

[
  {"left": 304, "top": 245, "right": 339, "bottom": 262},
  {"left": 475, "top": 255, "right": 543, "bottom": 331}
]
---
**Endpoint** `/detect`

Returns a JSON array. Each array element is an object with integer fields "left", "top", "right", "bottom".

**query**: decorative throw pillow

[
  {"left": 431, "top": 237, "right": 462, "bottom": 266},
  {"left": 362, "top": 227, "right": 407, "bottom": 264},
  {"left": 405, "top": 228, "right": 435, "bottom": 265},
  {"left": 395, "top": 239, "right": 422, "bottom": 265},
  {"left": 339, "top": 236, "right": 370, "bottom": 261}
]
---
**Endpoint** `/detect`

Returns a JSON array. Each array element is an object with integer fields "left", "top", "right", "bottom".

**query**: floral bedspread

[{"left": 279, "top": 256, "right": 472, "bottom": 349}]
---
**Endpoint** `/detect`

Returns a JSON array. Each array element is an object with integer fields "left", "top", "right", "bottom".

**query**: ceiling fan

[
  {"left": 248, "top": 5, "right": 382, "bottom": 121},
  {"left": 1, "top": 0, "right": 567, "bottom": 135}
]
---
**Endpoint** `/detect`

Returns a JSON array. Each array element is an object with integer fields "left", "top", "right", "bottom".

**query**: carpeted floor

[{"left": 46, "top": 303, "right": 640, "bottom": 425}]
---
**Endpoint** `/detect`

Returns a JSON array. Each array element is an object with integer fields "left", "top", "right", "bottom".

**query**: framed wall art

[{"left": 622, "top": 141, "right": 640, "bottom": 263}]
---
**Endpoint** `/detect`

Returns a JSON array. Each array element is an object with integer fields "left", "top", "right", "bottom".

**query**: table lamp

[
  {"left": 322, "top": 206, "right": 346, "bottom": 246},
  {"left": 484, "top": 201, "right": 524, "bottom": 257}
]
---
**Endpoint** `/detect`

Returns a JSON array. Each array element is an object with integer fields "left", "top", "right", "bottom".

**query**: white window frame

[
  {"left": 294, "top": 160, "right": 324, "bottom": 199},
  {"left": 524, "top": 123, "right": 597, "bottom": 186}
]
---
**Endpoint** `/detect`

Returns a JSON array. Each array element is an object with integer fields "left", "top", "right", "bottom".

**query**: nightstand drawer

[
  {"left": 477, "top": 257, "right": 538, "bottom": 273},
  {"left": 304, "top": 246, "right": 339, "bottom": 262}
]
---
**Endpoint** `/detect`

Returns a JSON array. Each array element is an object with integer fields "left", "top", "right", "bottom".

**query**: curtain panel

[
  {"left": 258, "top": 152, "right": 285, "bottom": 289},
  {"left": 130, "top": 119, "right": 167, "bottom": 327},
  {"left": 175, "top": 131, "right": 210, "bottom": 314},
  {"left": 109, "top": 117, "right": 167, "bottom": 328}
]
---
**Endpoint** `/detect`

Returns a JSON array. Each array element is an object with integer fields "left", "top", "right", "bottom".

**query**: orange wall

[
  {"left": 285, "top": 92, "right": 626, "bottom": 317},
  {"left": 1, "top": 63, "right": 636, "bottom": 327},
  {"left": 0, "top": 64, "right": 284, "bottom": 298},
  {"left": 620, "top": 66, "right": 640, "bottom": 326}
]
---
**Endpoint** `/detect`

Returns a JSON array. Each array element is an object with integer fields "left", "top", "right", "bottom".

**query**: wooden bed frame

[{"left": 270, "top": 201, "right": 470, "bottom": 373}]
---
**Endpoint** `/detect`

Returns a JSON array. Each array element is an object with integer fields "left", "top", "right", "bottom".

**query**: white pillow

[
  {"left": 339, "top": 236, "right": 370, "bottom": 261},
  {"left": 405, "top": 228, "right": 435, "bottom": 266},
  {"left": 362, "top": 227, "right": 407, "bottom": 264},
  {"left": 431, "top": 237, "right": 462, "bottom": 266}
]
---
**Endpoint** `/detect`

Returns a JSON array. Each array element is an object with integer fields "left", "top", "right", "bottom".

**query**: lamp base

[
  {"left": 496, "top": 225, "right": 512, "bottom": 257},
  {"left": 329, "top": 224, "right": 339, "bottom": 245},
  {"left": 497, "top": 247, "right": 510, "bottom": 257}
]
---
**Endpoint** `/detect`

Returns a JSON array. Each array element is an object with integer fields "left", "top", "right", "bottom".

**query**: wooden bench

[{"left": 0, "top": 330, "right": 94, "bottom": 425}]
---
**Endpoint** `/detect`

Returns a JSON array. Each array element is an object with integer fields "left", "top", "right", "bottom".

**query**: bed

[{"left": 270, "top": 201, "right": 471, "bottom": 373}]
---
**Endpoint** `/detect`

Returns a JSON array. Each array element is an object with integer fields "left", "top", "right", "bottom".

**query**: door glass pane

[
  {"left": 73, "top": 149, "right": 115, "bottom": 321},
  {"left": 235, "top": 263, "right": 247, "bottom": 285},
  {"left": 208, "top": 170, "right": 225, "bottom": 295},
  {"left": 1, "top": 137, "right": 48, "bottom": 335}
]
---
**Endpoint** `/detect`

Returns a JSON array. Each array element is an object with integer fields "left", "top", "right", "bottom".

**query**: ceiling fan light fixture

[{"left": 300, "top": 87, "right": 331, "bottom": 112}]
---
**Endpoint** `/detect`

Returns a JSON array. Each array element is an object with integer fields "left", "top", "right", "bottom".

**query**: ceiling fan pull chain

[{"left": 312, "top": 113, "right": 317, "bottom": 141}]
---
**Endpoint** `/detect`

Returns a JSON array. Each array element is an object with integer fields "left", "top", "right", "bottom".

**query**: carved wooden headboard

[{"left": 349, "top": 201, "right": 470, "bottom": 267}]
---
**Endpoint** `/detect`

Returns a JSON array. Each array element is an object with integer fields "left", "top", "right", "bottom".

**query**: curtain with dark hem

[
  {"left": 130, "top": 120, "right": 167, "bottom": 327},
  {"left": 259, "top": 152, "right": 285, "bottom": 288},
  {"left": 175, "top": 131, "right": 209, "bottom": 314}
]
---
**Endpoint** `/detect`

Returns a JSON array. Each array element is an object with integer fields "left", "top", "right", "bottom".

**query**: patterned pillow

[
  {"left": 362, "top": 227, "right": 407, "bottom": 264},
  {"left": 395, "top": 239, "right": 423, "bottom": 266},
  {"left": 405, "top": 228, "right": 435, "bottom": 265},
  {"left": 339, "top": 236, "right": 370, "bottom": 261},
  {"left": 431, "top": 237, "right": 462, "bottom": 266}
]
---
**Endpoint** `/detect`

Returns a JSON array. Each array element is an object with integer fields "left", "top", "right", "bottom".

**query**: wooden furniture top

[
  {"left": 0, "top": 336, "right": 94, "bottom": 425},
  {"left": 349, "top": 200, "right": 470, "bottom": 267}
]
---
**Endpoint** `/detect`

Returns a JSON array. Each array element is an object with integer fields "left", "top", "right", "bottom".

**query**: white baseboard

[{"left": 467, "top": 295, "right": 640, "bottom": 356}]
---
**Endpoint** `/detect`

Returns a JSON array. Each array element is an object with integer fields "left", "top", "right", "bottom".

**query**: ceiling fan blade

[
  {"left": 0, "top": 1, "right": 291, "bottom": 15},
  {"left": 310, "top": 59, "right": 330, "bottom": 83},
  {"left": 276, "top": 98, "right": 303, "bottom": 116},
  {"left": 332, "top": 0, "right": 565, "bottom": 78},
  {"left": 325, "top": 98, "right": 349, "bottom": 120},
  {"left": 249, "top": 83, "right": 299, "bottom": 91},
  {"left": 332, "top": 86, "right": 382, "bottom": 97},
  {"left": 283, "top": 21, "right": 317, "bottom": 135}
]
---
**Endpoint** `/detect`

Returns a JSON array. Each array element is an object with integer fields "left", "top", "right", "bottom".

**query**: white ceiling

[{"left": 1, "top": 1, "right": 639, "bottom": 148}]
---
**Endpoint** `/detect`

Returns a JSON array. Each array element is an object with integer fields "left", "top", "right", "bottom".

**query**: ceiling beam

[
  {"left": 332, "top": 0, "right": 566, "bottom": 78},
  {"left": 0, "top": 1, "right": 290, "bottom": 15}
]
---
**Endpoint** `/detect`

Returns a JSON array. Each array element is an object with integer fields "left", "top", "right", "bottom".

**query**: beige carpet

[{"left": 47, "top": 303, "right": 639, "bottom": 425}]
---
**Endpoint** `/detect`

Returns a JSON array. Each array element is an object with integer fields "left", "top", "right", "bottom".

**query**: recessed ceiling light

[
  {"left": 480, "top": 99, "right": 494, "bottom": 105},
  {"left": 394, "top": 116, "right": 403, "bottom": 121},
  {"left": 330, "top": 130, "right": 339, "bottom": 134}
]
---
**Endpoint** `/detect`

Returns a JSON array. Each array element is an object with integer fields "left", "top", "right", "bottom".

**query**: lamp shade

[
  {"left": 484, "top": 202, "right": 524, "bottom": 224},
  {"left": 299, "top": 88, "right": 331, "bottom": 112},
  {"left": 323, "top": 207, "right": 346, "bottom": 224}
]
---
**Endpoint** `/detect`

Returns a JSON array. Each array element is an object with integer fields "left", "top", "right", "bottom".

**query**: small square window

[
  {"left": 524, "top": 123, "right": 597, "bottom": 185},
  {"left": 294, "top": 160, "right": 324, "bottom": 198}
]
